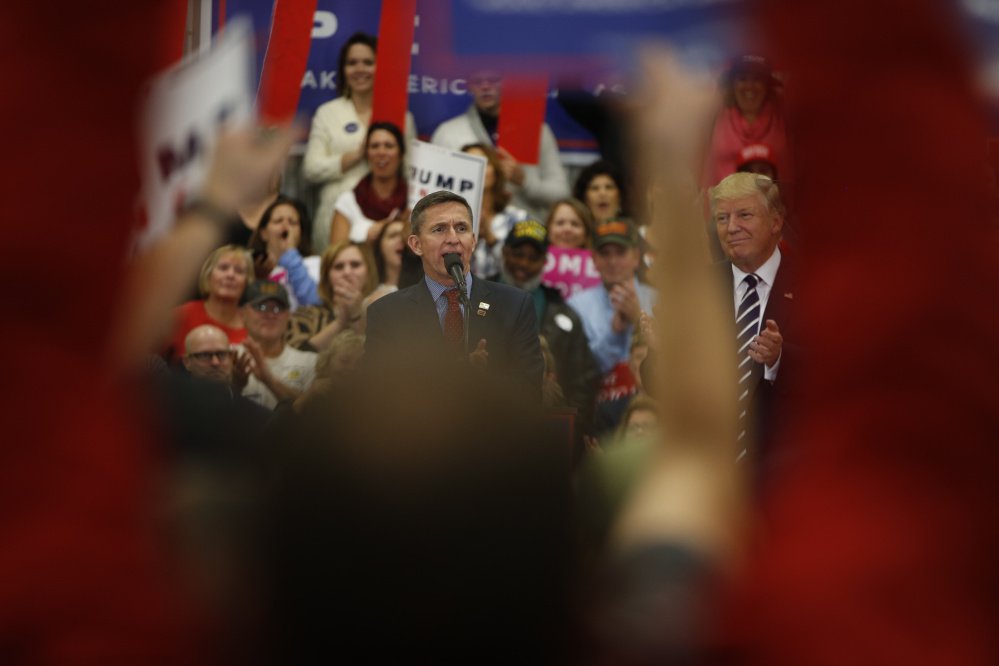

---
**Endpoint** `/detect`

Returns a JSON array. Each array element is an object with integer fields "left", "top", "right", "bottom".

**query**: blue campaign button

[{"left": 345, "top": 122, "right": 359, "bottom": 133}]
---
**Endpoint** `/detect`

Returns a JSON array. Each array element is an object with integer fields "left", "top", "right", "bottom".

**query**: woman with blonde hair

[
  {"left": 286, "top": 240, "right": 377, "bottom": 352},
  {"left": 166, "top": 244, "right": 254, "bottom": 362}
]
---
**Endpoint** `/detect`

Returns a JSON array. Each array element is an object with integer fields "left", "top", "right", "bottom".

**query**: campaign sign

[
  {"left": 137, "top": 20, "right": 255, "bottom": 250},
  {"left": 542, "top": 246, "right": 601, "bottom": 299},
  {"left": 407, "top": 140, "right": 486, "bottom": 234}
]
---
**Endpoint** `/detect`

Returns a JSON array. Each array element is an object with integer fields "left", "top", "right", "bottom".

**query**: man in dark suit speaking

[{"left": 365, "top": 190, "right": 543, "bottom": 394}]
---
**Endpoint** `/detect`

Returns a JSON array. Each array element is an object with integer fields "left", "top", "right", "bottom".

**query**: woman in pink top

[
  {"left": 703, "top": 55, "right": 792, "bottom": 188},
  {"left": 166, "top": 244, "right": 254, "bottom": 363}
]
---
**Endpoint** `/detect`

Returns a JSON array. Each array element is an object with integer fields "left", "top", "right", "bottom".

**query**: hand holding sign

[
  {"left": 200, "top": 127, "right": 298, "bottom": 214},
  {"left": 496, "top": 146, "right": 525, "bottom": 186}
]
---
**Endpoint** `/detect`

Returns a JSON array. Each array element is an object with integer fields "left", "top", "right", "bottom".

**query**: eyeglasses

[
  {"left": 250, "top": 302, "right": 288, "bottom": 314},
  {"left": 187, "top": 350, "right": 233, "bottom": 362}
]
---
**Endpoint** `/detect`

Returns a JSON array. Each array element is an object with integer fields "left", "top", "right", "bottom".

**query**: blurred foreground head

[{"left": 256, "top": 362, "right": 572, "bottom": 663}]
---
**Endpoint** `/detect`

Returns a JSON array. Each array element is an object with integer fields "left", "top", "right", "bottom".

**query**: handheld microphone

[{"left": 444, "top": 253, "right": 467, "bottom": 301}]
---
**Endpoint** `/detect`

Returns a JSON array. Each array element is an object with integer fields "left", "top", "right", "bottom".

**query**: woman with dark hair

[
  {"left": 703, "top": 54, "right": 791, "bottom": 187},
  {"left": 286, "top": 240, "right": 378, "bottom": 352},
  {"left": 364, "top": 218, "right": 407, "bottom": 307},
  {"left": 462, "top": 143, "right": 528, "bottom": 280},
  {"left": 302, "top": 32, "right": 416, "bottom": 250},
  {"left": 330, "top": 121, "right": 410, "bottom": 247},
  {"left": 573, "top": 159, "right": 625, "bottom": 226},
  {"left": 249, "top": 195, "right": 321, "bottom": 309}
]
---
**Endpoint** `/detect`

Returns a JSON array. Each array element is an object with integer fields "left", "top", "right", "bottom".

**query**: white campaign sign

[
  {"left": 136, "top": 20, "right": 255, "bottom": 251},
  {"left": 407, "top": 140, "right": 486, "bottom": 234}
]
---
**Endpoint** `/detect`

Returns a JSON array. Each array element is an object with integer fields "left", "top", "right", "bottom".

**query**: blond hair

[
  {"left": 198, "top": 245, "right": 254, "bottom": 297},
  {"left": 709, "top": 172, "right": 784, "bottom": 219}
]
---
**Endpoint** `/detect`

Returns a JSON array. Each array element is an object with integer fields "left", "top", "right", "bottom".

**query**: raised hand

[{"left": 495, "top": 146, "right": 525, "bottom": 186}]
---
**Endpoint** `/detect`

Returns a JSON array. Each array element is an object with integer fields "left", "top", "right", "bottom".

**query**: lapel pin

[
  {"left": 784, "top": 292, "right": 794, "bottom": 299},
  {"left": 477, "top": 302, "right": 490, "bottom": 317}
]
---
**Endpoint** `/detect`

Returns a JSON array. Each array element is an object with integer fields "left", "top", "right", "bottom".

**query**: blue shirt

[
  {"left": 424, "top": 273, "right": 473, "bottom": 330},
  {"left": 567, "top": 278, "right": 657, "bottom": 374}
]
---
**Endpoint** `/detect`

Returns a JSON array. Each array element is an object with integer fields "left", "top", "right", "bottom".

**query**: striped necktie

[{"left": 736, "top": 274, "right": 761, "bottom": 447}]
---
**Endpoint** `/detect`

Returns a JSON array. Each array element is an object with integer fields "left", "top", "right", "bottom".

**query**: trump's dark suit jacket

[
  {"left": 719, "top": 254, "right": 800, "bottom": 476},
  {"left": 364, "top": 278, "right": 544, "bottom": 396}
]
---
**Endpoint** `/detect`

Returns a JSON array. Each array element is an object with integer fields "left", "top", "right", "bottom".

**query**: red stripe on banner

[
  {"left": 372, "top": 0, "right": 417, "bottom": 131},
  {"left": 497, "top": 75, "right": 548, "bottom": 165},
  {"left": 217, "top": 0, "right": 227, "bottom": 36},
  {"left": 155, "top": 0, "right": 188, "bottom": 70},
  {"left": 257, "top": 0, "right": 318, "bottom": 124}
]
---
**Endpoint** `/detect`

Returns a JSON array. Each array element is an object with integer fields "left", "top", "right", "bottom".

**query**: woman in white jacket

[{"left": 302, "top": 32, "right": 415, "bottom": 252}]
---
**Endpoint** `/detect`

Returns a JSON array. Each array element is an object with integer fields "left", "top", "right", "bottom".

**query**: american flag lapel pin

[{"left": 477, "top": 301, "right": 490, "bottom": 317}]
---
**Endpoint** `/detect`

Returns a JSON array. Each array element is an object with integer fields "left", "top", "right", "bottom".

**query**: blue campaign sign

[
  {"left": 221, "top": 0, "right": 382, "bottom": 122},
  {"left": 296, "top": 2, "right": 383, "bottom": 124},
  {"left": 450, "top": 0, "right": 743, "bottom": 62}
]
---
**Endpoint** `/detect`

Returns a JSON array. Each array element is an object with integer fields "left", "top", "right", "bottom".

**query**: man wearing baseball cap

[
  {"left": 567, "top": 217, "right": 657, "bottom": 375},
  {"left": 237, "top": 281, "right": 317, "bottom": 409},
  {"left": 499, "top": 219, "right": 600, "bottom": 425}
]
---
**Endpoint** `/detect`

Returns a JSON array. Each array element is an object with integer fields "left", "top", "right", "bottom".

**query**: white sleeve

[{"left": 334, "top": 192, "right": 376, "bottom": 244}]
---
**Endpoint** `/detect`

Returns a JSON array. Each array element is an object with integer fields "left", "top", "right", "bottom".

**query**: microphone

[{"left": 444, "top": 253, "right": 467, "bottom": 301}]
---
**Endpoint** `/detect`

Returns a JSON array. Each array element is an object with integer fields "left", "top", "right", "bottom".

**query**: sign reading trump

[{"left": 407, "top": 140, "right": 486, "bottom": 233}]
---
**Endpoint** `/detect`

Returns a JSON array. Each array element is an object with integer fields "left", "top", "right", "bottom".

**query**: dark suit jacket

[
  {"left": 537, "top": 285, "right": 601, "bottom": 421},
  {"left": 365, "top": 278, "right": 544, "bottom": 396},
  {"left": 718, "top": 255, "right": 800, "bottom": 473}
]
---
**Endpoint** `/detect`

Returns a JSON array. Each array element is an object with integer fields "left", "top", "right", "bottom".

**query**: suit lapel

[
  {"left": 401, "top": 281, "right": 447, "bottom": 346},
  {"left": 762, "top": 256, "right": 794, "bottom": 330},
  {"left": 468, "top": 279, "right": 494, "bottom": 344}
]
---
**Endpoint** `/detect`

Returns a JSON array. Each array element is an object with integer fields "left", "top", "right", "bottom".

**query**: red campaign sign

[
  {"left": 496, "top": 74, "right": 548, "bottom": 165},
  {"left": 542, "top": 246, "right": 600, "bottom": 300},
  {"left": 372, "top": 0, "right": 417, "bottom": 131},
  {"left": 156, "top": 0, "right": 189, "bottom": 71},
  {"left": 256, "top": 0, "right": 318, "bottom": 124}
]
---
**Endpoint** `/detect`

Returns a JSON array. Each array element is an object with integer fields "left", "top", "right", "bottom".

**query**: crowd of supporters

[{"left": 10, "top": 1, "right": 997, "bottom": 661}]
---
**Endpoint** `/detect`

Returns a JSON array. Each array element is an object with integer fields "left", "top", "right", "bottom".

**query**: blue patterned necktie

[{"left": 736, "top": 274, "right": 761, "bottom": 445}]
